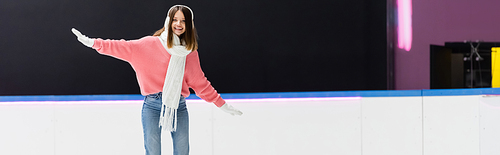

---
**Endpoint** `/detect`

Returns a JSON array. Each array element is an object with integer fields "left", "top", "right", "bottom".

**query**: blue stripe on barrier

[
  {"left": 422, "top": 88, "right": 500, "bottom": 96},
  {"left": 0, "top": 94, "right": 144, "bottom": 102},
  {"left": 216, "top": 90, "right": 422, "bottom": 99},
  {"left": 2, "top": 88, "right": 500, "bottom": 102}
]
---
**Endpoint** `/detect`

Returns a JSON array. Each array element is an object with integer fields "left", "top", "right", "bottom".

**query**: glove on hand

[
  {"left": 71, "top": 28, "right": 95, "bottom": 48},
  {"left": 220, "top": 103, "right": 243, "bottom": 116}
]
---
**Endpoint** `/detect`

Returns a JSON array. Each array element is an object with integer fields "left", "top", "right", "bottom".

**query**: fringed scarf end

[{"left": 159, "top": 106, "right": 178, "bottom": 132}]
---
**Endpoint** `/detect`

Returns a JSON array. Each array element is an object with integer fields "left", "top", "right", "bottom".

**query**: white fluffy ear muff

[
  {"left": 169, "top": 5, "right": 193, "bottom": 20},
  {"left": 164, "top": 5, "right": 194, "bottom": 29}
]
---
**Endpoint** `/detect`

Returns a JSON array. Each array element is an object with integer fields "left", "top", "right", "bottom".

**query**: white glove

[
  {"left": 71, "top": 28, "right": 95, "bottom": 48},
  {"left": 220, "top": 103, "right": 243, "bottom": 116}
]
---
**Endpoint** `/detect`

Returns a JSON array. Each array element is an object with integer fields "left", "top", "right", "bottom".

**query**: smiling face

[
  {"left": 171, "top": 10, "right": 186, "bottom": 36},
  {"left": 162, "top": 5, "right": 198, "bottom": 50}
]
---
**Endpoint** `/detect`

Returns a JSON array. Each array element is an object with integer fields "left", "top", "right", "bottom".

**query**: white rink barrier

[{"left": 1, "top": 88, "right": 500, "bottom": 155}]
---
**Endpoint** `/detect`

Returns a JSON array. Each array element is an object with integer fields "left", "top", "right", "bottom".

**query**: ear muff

[{"left": 168, "top": 5, "right": 194, "bottom": 20}]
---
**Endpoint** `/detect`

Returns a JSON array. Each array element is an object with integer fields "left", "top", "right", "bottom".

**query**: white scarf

[{"left": 158, "top": 14, "right": 192, "bottom": 132}]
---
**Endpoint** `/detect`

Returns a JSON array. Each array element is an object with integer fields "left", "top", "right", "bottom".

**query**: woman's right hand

[{"left": 71, "top": 28, "right": 95, "bottom": 48}]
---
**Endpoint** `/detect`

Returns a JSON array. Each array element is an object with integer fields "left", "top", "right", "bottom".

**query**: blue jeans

[{"left": 142, "top": 92, "right": 189, "bottom": 155}]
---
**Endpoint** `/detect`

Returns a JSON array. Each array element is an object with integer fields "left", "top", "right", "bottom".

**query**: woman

[{"left": 71, "top": 5, "right": 242, "bottom": 155}]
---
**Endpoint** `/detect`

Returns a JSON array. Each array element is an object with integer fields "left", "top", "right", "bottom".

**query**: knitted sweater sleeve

[
  {"left": 185, "top": 51, "right": 226, "bottom": 107},
  {"left": 92, "top": 37, "right": 146, "bottom": 62}
]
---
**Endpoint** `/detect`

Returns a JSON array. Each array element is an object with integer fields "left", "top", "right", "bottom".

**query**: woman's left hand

[{"left": 220, "top": 103, "right": 243, "bottom": 116}]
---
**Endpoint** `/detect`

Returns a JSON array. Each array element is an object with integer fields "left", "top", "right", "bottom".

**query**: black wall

[{"left": 0, "top": 0, "right": 387, "bottom": 95}]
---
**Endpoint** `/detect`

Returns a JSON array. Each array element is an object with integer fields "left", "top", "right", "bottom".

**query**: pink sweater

[{"left": 92, "top": 36, "right": 225, "bottom": 107}]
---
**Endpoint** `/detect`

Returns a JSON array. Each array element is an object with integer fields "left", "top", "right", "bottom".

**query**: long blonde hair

[{"left": 153, "top": 6, "right": 198, "bottom": 51}]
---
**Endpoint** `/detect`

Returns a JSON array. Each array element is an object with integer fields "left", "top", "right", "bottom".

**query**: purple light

[
  {"left": 397, "top": 0, "right": 412, "bottom": 51},
  {"left": 0, "top": 97, "right": 361, "bottom": 105}
]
